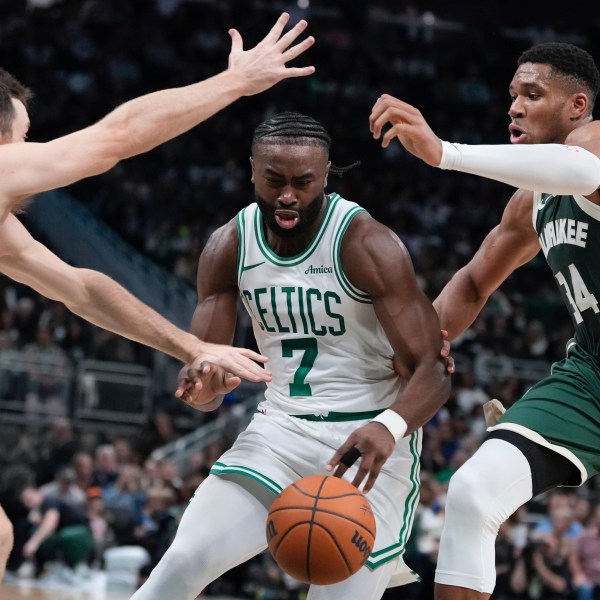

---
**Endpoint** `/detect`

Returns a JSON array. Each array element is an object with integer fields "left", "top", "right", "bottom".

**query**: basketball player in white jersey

[
  {"left": 132, "top": 112, "right": 451, "bottom": 600},
  {"left": 0, "top": 14, "right": 314, "bottom": 580}
]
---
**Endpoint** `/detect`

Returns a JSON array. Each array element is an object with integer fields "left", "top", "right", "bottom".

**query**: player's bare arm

[
  {"left": 176, "top": 220, "right": 258, "bottom": 408},
  {"left": 0, "top": 13, "right": 315, "bottom": 213},
  {"left": 434, "top": 189, "right": 541, "bottom": 341},
  {"left": 328, "top": 214, "right": 450, "bottom": 492},
  {"left": 0, "top": 214, "right": 269, "bottom": 385}
]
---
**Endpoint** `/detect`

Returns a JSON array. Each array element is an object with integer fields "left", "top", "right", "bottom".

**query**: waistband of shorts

[{"left": 290, "top": 409, "right": 385, "bottom": 422}]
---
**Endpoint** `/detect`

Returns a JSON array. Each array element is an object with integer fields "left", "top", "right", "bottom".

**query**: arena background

[{"left": 0, "top": 1, "right": 598, "bottom": 599}]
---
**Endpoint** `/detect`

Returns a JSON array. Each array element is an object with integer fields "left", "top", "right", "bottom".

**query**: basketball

[{"left": 266, "top": 474, "right": 376, "bottom": 585}]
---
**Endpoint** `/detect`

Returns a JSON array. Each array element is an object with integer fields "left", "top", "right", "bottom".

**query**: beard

[{"left": 256, "top": 191, "right": 326, "bottom": 238}]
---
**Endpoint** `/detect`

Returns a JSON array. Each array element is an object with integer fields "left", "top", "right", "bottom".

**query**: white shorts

[{"left": 210, "top": 408, "right": 422, "bottom": 587}]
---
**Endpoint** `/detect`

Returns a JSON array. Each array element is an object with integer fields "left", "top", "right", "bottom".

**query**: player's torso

[
  {"left": 237, "top": 194, "right": 402, "bottom": 415},
  {"left": 534, "top": 192, "right": 600, "bottom": 357}
]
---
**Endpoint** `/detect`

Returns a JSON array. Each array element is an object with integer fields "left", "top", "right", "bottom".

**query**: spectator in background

[
  {"left": 102, "top": 464, "right": 146, "bottom": 546},
  {"left": 22, "top": 326, "right": 71, "bottom": 420},
  {"left": 20, "top": 485, "right": 94, "bottom": 580},
  {"left": 85, "top": 486, "right": 115, "bottom": 568},
  {"left": 134, "top": 486, "right": 177, "bottom": 577},
  {"left": 36, "top": 417, "right": 80, "bottom": 482},
  {"left": 70, "top": 451, "right": 94, "bottom": 497},
  {"left": 569, "top": 503, "right": 600, "bottom": 600},
  {"left": 92, "top": 444, "right": 120, "bottom": 492},
  {"left": 136, "top": 410, "right": 177, "bottom": 461},
  {"left": 39, "top": 467, "right": 86, "bottom": 512}
]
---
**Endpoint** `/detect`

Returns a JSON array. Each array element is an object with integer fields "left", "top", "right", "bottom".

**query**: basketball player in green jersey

[
  {"left": 132, "top": 112, "right": 451, "bottom": 600},
  {"left": 367, "top": 42, "right": 600, "bottom": 599},
  {"left": 0, "top": 13, "right": 314, "bottom": 580}
]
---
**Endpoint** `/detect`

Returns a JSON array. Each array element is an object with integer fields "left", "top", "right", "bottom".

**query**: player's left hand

[
  {"left": 191, "top": 342, "right": 272, "bottom": 384},
  {"left": 440, "top": 329, "right": 455, "bottom": 374},
  {"left": 369, "top": 94, "right": 443, "bottom": 166},
  {"left": 175, "top": 362, "right": 241, "bottom": 410},
  {"left": 326, "top": 422, "right": 395, "bottom": 493}
]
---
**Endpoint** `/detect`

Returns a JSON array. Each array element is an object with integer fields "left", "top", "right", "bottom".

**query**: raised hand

[
  {"left": 189, "top": 342, "right": 271, "bottom": 383},
  {"left": 369, "top": 94, "right": 443, "bottom": 165},
  {"left": 228, "top": 12, "right": 315, "bottom": 96}
]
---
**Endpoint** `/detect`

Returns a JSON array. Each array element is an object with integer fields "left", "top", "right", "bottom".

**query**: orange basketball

[{"left": 266, "top": 474, "right": 376, "bottom": 585}]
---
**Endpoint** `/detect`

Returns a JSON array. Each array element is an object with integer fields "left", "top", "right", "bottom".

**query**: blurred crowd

[{"left": 0, "top": 0, "right": 599, "bottom": 598}]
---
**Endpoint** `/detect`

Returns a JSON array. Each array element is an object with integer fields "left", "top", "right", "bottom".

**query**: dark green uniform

[{"left": 491, "top": 191, "right": 600, "bottom": 483}]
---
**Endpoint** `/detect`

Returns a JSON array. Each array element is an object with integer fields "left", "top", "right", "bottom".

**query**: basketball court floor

[
  {"left": 0, "top": 580, "right": 241, "bottom": 600},
  {"left": 0, "top": 580, "right": 131, "bottom": 600}
]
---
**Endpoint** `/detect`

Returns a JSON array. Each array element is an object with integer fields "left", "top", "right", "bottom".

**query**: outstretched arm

[
  {"left": 328, "top": 214, "right": 450, "bottom": 491},
  {"left": 0, "top": 13, "right": 315, "bottom": 213},
  {"left": 369, "top": 94, "right": 600, "bottom": 197},
  {"left": 0, "top": 214, "right": 269, "bottom": 382},
  {"left": 434, "top": 189, "right": 541, "bottom": 340}
]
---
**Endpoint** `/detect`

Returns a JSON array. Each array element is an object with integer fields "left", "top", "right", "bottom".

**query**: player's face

[
  {"left": 507, "top": 63, "right": 581, "bottom": 144},
  {"left": 252, "top": 143, "right": 330, "bottom": 239},
  {"left": 1, "top": 98, "right": 30, "bottom": 144}
]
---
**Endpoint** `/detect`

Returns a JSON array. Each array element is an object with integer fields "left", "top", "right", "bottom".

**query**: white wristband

[{"left": 371, "top": 409, "right": 408, "bottom": 443}]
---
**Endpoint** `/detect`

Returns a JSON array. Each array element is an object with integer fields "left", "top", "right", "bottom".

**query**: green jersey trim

[
  {"left": 210, "top": 462, "right": 283, "bottom": 495},
  {"left": 365, "top": 429, "right": 421, "bottom": 569},
  {"left": 236, "top": 207, "right": 248, "bottom": 284},
  {"left": 291, "top": 409, "right": 385, "bottom": 422},
  {"left": 254, "top": 194, "right": 341, "bottom": 266},
  {"left": 333, "top": 206, "right": 371, "bottom": 303}
]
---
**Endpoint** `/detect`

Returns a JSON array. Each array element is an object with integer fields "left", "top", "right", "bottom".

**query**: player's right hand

[
  {"left": 191, "top": 342, "right": 272, "bottom": 383},
  {"left": 369, "top": 94, "right": 443, "bottom": 165},
  {"left": 227, "top": 12, "right": 315, "bottom": 96}
]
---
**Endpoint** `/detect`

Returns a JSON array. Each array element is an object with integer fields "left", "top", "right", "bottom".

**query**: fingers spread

[
  {"left": 266, "top": 12, "right": 290, "bottom": 42},
  {"left": 281, "top": 36, "right": 315, "bottom": 63},
  {"left": 275, "top": 18, "right": 309, "bottom": 51}
]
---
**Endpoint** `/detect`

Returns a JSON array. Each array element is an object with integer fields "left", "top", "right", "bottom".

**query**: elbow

[{"left": 62, "top": 268, "right": 94, "bottom": 313}]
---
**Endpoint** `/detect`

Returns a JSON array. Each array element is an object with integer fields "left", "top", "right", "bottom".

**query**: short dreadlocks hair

[
  {"left": 252, "top": 112, "right": 359, "bottom": 176},
  {"left": 518, "top": 42, "right": 600, "bottom": 112},
  {"left": 0, "top": 67, "right": 32, "bottom": 138}
]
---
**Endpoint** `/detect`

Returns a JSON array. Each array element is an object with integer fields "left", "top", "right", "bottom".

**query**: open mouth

[
  {"left": 274, "top": 209, "right": 300, "bottom": 230},
  {"left": 509, "top": 124, "right": 526, "bottom": 144}
]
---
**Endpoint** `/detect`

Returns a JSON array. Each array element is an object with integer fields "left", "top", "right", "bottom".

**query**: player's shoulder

[
  {"left": 206, "top": 216, "right": 239, "bottom": 247},
  {"left": 343, "top": 209, "right": 398, "bottom": 242},
  {"left": 564, "top": 120, "right": 600, "bottom": 158},
  {"left": 201, "top": 216, "right": 239, "bottom": 266}
]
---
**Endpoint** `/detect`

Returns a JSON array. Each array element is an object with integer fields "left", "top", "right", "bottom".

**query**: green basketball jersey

[
  {"left": 491, "top": 191, "right": 600, "bottom": 482},
  {"left": 534, "top": 191, "right": 600, "bottom": 357},
  {"left": 236, "top": 193, "right": 404, "bottom": 416}
]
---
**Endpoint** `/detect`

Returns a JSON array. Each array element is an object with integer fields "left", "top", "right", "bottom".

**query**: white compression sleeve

[{"left": 439, "top": 141, "right": 600, "bottom": 195}]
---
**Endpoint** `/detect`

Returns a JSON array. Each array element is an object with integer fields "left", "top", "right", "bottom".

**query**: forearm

[
  {"left": 439, "top": 141, "right": 600, "bottom": 195},
  {"left": 28, "top": 512, "right": 58, "bottom": 547},
  {"left": 386, "top": 359, "right": 450, "bottom": 435},
  {"left": 434, "top": 270, "right": 488, "bottom": 341},
  {"left": 102, "top": 70, "right": 245, "bottom": 161},
  {"left": 67, "top": 269, "right": 204, "bottom": 364}
]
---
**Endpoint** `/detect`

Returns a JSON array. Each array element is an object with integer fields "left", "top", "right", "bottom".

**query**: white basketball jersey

[{"left": 237, "top": 193, "right": 403, "bottom": 415}]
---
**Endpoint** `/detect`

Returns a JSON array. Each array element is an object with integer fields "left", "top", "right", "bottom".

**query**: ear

[
  {"left": 249, "top": 157, "right": 255, "bottom": 183},
  {"left": 571, "top": 92, "right": 589, "bottom": 120},
  {"left": 324, "top": 160, "right": 331, "bottom": 188}
]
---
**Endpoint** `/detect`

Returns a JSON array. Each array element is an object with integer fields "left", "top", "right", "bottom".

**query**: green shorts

[{"left": 489, "top": 342, "right": 600, "bottom": 485}]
